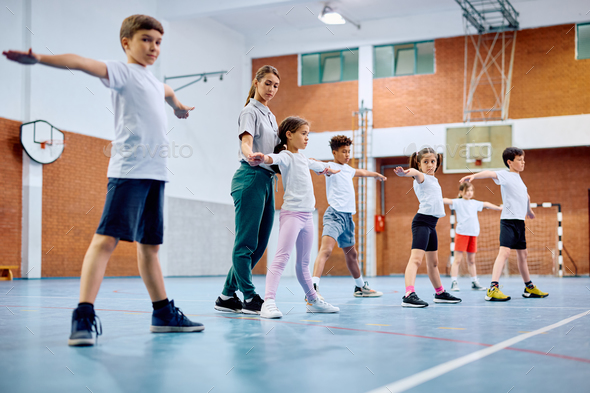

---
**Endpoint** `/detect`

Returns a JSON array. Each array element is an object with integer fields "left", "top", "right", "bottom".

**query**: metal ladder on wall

[{"left": 351, "top": 101, "right": 371, "bottom": 275}]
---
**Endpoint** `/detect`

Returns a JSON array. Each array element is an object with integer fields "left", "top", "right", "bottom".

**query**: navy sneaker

[
  {"left": 402, "top": 292, "right": 429, "bottom": 308},
  {"left": 150, "top": 300, "right": 204, "bottom": 333},
  {"left": 68, "top": 306, "right": 102, "bottom": 346},
  {"left": 434, "top": 291, "right": 462, "bottom": 304}
]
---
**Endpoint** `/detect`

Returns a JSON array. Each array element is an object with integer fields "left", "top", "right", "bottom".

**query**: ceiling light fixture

[{"left": 318, "top": 5, "right": 360, "bottom": 29}]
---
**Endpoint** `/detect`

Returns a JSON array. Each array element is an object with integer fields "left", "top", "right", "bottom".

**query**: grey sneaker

[
  {"left": 354, "top": 281, "right": 383, "bottom": 297},
  {"left": 450, "top": 280, "right": 460, "bottom": 291},
  {"left": 471, "top": 281, "right": 486, "bottom": 291}
]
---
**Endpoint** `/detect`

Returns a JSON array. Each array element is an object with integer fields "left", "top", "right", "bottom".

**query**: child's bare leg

[
  {"left": 343, "top": 245, "right": 361, "bottom": 279},
  {"left": 425, "top": 251, "right": 442, "bottom": 289},
  {"left": 450, "top": 252, "right": 463, "bottom": 278},
  {"left": 491, "top": 247, "right": 511, "bottom": 282},
  {"left": 404, "top": 249, "right": 425, "bottom": 288},
  {"left": 466, "top": 252, "right": 477, "bottom": 277},
  {"left": 79, "top": 234, "right": 118, "bottom": 303},
  {"left": 515, "top": 249, "right": 531, "bottom": 283},
  {"left": 137, "top": 243, "right": 167, "bottom": 302},
  {"left": 312, "top": 236, "right": 337, "bottom": 278}
]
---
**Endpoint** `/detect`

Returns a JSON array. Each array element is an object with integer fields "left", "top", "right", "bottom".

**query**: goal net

[{"left": 449, "top": 203, "right": 562, "bottom": 276}]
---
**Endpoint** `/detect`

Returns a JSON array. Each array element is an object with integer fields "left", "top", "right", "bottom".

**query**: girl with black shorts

[{"left": 394, "top": 147, "right": 462, "bottom": 308}]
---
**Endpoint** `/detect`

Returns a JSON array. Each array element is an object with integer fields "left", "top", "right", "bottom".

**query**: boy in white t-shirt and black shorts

[
  {"left": 460, "top": 147, "right": 548, "bottom": 301},
  {"left": 4, "top": 14, "right": 204, "bottom": 345},
  {"left": 311, "top": 136, "right": 386, "bottom": 298}
]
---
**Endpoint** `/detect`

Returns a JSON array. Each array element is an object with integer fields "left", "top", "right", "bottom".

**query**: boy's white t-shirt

[
  {"left": 494, "top": 170, "right": 528, "bottom": 220},
  {"left": 100, "top": 61, "right": 169, "bottom": 181},
  {"left": 413, "top": 174, "right": 446, "bottom": 218},
  {"left": 325, "top": 162, "right": 356, "bottom": 214},
  {"left": 451, "top": 198, "right": 484, "bottom": 236},
  {"left": 268, "top": 151, "right": 328, "bottom": 212}
]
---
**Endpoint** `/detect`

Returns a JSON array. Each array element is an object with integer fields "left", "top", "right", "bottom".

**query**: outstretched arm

[
  {"left": 164, "top": 84, "right": 194, "bottom": 119},
  {"left": 355, "top": 169, "right": 387, "bottom": 181},
  {"left": 443, "top": 198, "right": 454, "bottom": 206},
  {"left": 459, "top": 170, "right": 498, "bottom": 183},
  {"left": 483, "top": 201, "right": 502, "bottom": 211},
  {"left": 3, "top": 48, "right": 107, "bottom": 78},
  {"left": 393, "top": 166, "right": 424, "bottom": 183}
]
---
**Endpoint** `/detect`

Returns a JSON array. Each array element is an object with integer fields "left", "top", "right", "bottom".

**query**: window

[
  {"left": 577, "top": 23, "right": 590, "bottom": 59},
  {"left": 301, "top": 48, "right": 359, "bottom": 85},
  {"left": 374, "top": 41, "right": 434, "bottom": 78}
]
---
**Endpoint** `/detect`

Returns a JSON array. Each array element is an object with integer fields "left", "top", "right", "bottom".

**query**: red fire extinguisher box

[{"left": 375, "top": 215, "right": 385, "bottom": 232}]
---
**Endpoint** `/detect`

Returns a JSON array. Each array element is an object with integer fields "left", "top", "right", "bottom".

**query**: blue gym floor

[{"left": 1, "top": 276, "right": 589, "bottom": 393}]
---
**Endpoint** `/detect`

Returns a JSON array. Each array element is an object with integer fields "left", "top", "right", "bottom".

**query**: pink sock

[
  {"left": 435, "top": 286, "right": 444, "bottom": 295},
  {"left": 405, "top": 286, "right": 415, "bottom": 295}
]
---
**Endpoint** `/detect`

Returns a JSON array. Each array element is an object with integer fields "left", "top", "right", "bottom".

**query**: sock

[
  {"left": 451, "top": 276, "right": 458, "bottom": 282},
  {"left": 77, "top": 302, "right": 94, "bottom": 315},
  {"left": 312, "top": 276, "right": 320, "bottom": 286},
  {"left": 354, "top": 276, "right": 364, "bottom": 288},
  {"left": 471, "top": 276, "right": 478, "bottom": 283},
  {"left": 152, "top": 298, "right": 170, "bottom": 311},
  {"left": 435, "top": 286, "right": 445, "bottom": 295},
  {"left": 219, "top": 294, "right": 232, "bottom": 301},
  {"left": 405, "top": 286, "right": 415, "bottom": 296},
  {"left": 490, "top": 281, "right": 499, "bottom": 289},
  {"left": 525, "top": 280, "right": 534, "bottom": 289}
]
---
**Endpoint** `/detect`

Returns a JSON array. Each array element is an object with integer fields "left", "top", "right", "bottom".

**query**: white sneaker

[
  {"left": 260, "top": 299, "right": 282, "bottom": 319},
  {"left": 306, "top": 298, "right": 339, "bottom": 313}
]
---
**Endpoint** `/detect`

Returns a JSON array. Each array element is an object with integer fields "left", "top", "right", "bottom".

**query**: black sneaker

[
  {"left": 433, "top": 291, "right": 462, "bottom": 304},
  {"left": 402, "top": 292, "right": 428, "bottom": 308},
  {"left": 214, "top": 293, "right": 243, "bottom": 313},
  {"left": 242, "top": 294, "right": 264, "bottom": 315},
  {"left": 150, "top": 300, "right": 204, "bottom": 332},
  {"left": 68, "top": 306, "right": 102, "bottom": 346}
]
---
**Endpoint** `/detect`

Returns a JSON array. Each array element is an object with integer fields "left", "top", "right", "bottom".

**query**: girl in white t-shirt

[
  {"left": 394, "top": 147, "right": 461, "bottom": 308},
  {"left": 443, "top": 182, "right": 502, "bottom": 292},
  {"left": 251, "top": 116, "right": 341, "bottom": 318}
]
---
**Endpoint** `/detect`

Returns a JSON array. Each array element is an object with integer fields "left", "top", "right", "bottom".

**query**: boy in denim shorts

[
  {"left": 311, "top": 136, "right": 386, "bottom": 298},
  {"left": 4, "top": 14, "right": 204, "bottom": 345}
]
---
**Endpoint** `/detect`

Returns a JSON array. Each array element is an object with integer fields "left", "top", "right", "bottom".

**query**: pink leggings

[{"left": 265, "top": 210, "right": 318, "bottom": 301}]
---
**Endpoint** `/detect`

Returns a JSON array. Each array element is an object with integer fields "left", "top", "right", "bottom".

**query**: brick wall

[
  {"left": 0, "top": 118, "right": 23, "bottom": 278},
  {"left": 42, "top": 131, "right": 138, "bottom": 277}
]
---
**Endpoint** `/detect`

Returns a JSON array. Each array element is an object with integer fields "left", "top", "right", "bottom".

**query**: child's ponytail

[
  {"left": 409, "top": 147, "right": 442, "bottom": 172},
  {"left": 409, "top": 152, "right": 419, "bottom": 170}
]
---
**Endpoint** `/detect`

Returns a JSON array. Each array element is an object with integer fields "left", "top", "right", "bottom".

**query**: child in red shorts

[{"left": 443, "top": 182, "right": 501, "bottom": 291}]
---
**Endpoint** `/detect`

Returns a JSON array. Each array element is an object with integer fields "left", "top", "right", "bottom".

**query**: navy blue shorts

[
  {"left": 411, "top": 213, "right": 439, "bottom": 252},
  {"left": 96, "top": 178, "right": 164, "bottom": 245},
  {"left": 499, "top": 219, "right": 527, "bottom": 250}
]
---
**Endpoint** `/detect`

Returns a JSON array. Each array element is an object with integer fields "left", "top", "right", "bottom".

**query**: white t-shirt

[
  {"left": 268, "top": 151, "right": 328, "bottom": 212},
  {"left": 494, "top": 170, "right": 528, "bottom": 220},
  {"left": 100, "top": 61, "right": 169, "bottom": 181},
  {"left": 325, "top": 162, "right": 356, "bottom": 214},
  {"left": 451, "top": 198, "right": 484, "bottom": 236},
  {"left": 413, "top": 174, "right": 445, "bottom": 218}
]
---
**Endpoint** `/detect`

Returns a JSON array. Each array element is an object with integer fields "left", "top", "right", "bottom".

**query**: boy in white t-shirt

[
  {"left": 311, "top": 136, "right": 386, "bottom": 298},
  {"left": 460, "top": 147, "right": 548, "bottom": 301},
  {"left": 4, "top": 14, "right": 204, "bottom": 345}
]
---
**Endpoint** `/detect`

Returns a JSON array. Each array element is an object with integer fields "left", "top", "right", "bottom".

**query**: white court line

[{"left": 366, "top": 309, "right": 590, "bottom": 393}]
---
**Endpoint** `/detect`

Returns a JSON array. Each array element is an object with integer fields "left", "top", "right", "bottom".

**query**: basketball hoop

[
  {"left": 475, "top": 159, "right": 482, "bottom": 166},
  {"left": 20, "top": 120, "right": 66, "bottom": 164},
  {"left": 40, "top": 139, "right": 65, "bottom": 149}
]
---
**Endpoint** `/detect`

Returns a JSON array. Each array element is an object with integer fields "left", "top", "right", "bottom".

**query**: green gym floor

[{"left": 1, "top": 276, "right": 589, "bottom": 393}]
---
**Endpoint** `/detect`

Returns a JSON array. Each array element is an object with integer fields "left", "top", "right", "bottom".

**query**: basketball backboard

[{"left": 20, "top": 120, "right": 65, "bottom": 164}]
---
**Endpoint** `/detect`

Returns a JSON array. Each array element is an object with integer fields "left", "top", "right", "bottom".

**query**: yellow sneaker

[
  {"left": 485, "top": 286, "right": 511, "bottom": 301},
  {"left": 523, "top": 285, "right": 549, "bottom": 298}
]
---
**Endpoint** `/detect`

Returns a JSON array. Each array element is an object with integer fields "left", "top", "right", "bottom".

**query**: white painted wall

[{"left": 160, "top": 17, "right": 246, "bottom": 205}]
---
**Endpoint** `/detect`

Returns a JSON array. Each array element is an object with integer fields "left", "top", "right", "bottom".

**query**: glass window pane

[
  {"left": 321, "top": 52, "right": 341, "bottom": 82},
  {"left": 578, "top": 24, "right": 590, "bottom": 59},
  {"left": 301, "top": 54, "right": 320, "bottom": 85},
  {"left": 395, "top": 44, "right": 415, "bottom": 76},
  {"left": 342, "top": 49, "right": 359, "bottom": 81},
  {"left": 416, "top": 41, "right": 434, "bottom": 74},
  {"left": 374, "top": 46, "right": 394, "bottom": 78}
]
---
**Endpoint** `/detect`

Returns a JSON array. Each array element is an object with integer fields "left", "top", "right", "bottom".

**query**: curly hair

[{"left": 329, "top": 135, "right": 352, "bottom": 152}]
